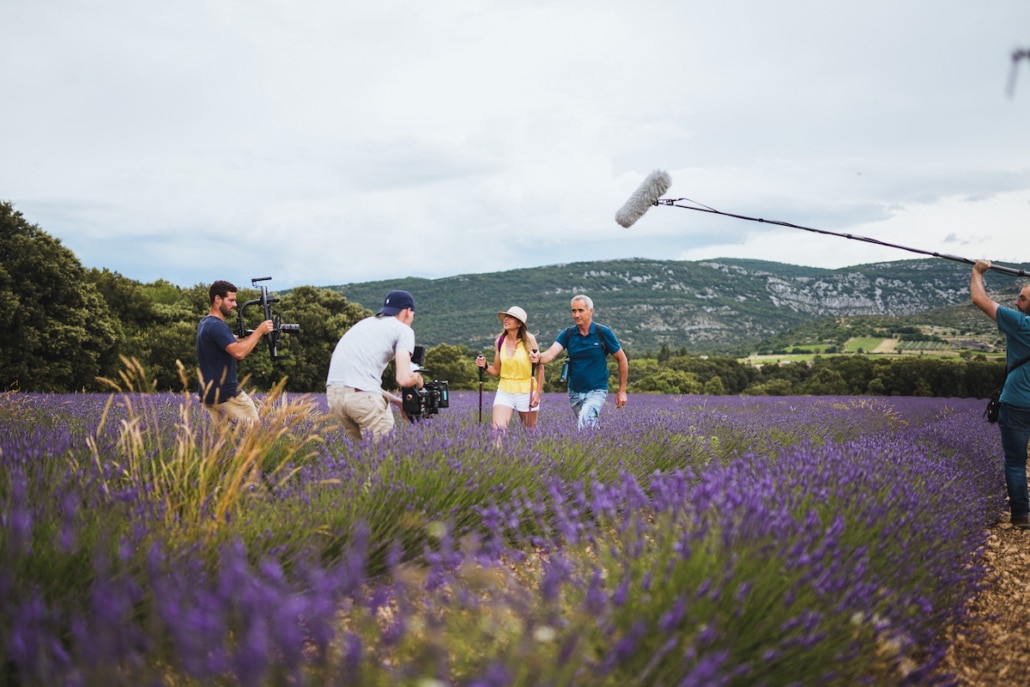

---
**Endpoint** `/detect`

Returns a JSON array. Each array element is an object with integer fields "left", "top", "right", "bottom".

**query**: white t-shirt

[{"left": 326, "top": 315, "right": 415, "bottom": 392}]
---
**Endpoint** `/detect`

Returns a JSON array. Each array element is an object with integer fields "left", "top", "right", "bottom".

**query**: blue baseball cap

[{"left": 377, "top": 290, "right": 415, "bottom": 316}]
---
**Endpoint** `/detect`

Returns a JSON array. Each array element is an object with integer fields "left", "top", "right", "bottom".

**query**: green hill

[{"left": 319, "top": 257, "right": 1027, "bottom": 356}]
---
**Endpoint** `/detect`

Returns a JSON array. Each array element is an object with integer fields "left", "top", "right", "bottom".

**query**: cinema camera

[
  {"left": 235, "top": 277, "right": 299, "bottom": 361},
  {"left": 402, "top": 345, "right": 449, "bottom": 421}
]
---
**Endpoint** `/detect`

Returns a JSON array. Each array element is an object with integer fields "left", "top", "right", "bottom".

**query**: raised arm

[{"left": 971, "top": 260, "right": 999, "bottom": 321}]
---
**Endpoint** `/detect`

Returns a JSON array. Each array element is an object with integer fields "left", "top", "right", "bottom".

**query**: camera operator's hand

[
  {"left": 258, "top": 319, "right": 275, "bottom": 335},
  {"left": 414, "top": 372, "right": 424, "bottom": 388}
]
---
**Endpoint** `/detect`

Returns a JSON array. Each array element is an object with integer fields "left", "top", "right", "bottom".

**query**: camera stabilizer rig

[
  {"left": 402, "top": 345, "right": 449, "bottom": 421},
  {"left": 235, "top": 277, "right": 300, "bottom": 361}
]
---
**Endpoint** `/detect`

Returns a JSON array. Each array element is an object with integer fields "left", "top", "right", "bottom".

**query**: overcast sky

[{"left": 3, "top": 0, "right": 1029, "bottom": 290}]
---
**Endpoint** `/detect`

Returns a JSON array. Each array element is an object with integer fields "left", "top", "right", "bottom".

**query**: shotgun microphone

[{"left": 614, "top": 169, "right": 672, "bottom": 228}]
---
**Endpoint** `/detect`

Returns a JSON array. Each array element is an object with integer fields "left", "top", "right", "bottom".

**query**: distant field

[
  {"left": 743, "top": 348, "right": 1005, "bottom": 366},
  {"left": 844, "top": 337, "right": 883, "bottom": 353}
]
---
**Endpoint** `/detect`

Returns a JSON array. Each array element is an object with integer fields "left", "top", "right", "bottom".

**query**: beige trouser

[
  {"left": 203, "top": 389, "right": 260, "bottom": 426},
  {"left": 327, "top": 385, "right": 395, "bottom": 442}
]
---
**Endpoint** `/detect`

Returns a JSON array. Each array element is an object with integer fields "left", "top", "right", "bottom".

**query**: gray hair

[{"left": 571, "top": 294, "right": 593, "bottom": 309}]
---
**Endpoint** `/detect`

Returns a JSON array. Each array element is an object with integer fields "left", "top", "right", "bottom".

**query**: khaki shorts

[
  {"left": 327, "top": 385, "right": 395, "bottom": 442},
  {"left": 204, "top": 389, "right": 260, "bottom": 426}
]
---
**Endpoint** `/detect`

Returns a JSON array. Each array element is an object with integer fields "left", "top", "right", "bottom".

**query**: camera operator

[
  {"left": 196, "top": 280, "right": 275, "bottom": 426},
  {"left": 326, "top": 289, "right": 423, "bottom": 442}
]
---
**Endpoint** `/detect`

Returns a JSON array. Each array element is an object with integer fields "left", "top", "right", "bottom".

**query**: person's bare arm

[
  {"left": 613, "top": 348, "right": 629, "bottom": 408},
  {"left": 529, "top": 335, "right": 544, "bottom": 407},
  {"left": 971, "top": 260, "right": 999, "bottom": 321},
  {"left": 394, "top": 349, "right": 423, "bottom": 388},
  {"left": 535, "top": 342, "right": 564, "bottom": 365},
  {"left": 226, "top": 320, "right": 274, "bottom": 360}
]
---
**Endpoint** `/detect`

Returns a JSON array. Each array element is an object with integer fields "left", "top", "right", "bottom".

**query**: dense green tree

[
  {"left": 627, "top": 358, "right": 662, "bottom": 385},
  {"left": 828, "top": 356, "right": 875, "bottom": 394},
  {"left": 742, "top": 378, "right": 796, "bottom": 396},
  {"left": 424, "top": 343, "right": 479, "bottom": 390},
  {"left": 703, "top": 375, "right": 725, "bottom": 395},
  {"left": 0, "top": 202, "right": 120, "bottom": 391},
  {"left": 666, "top": 354, "right": 758, "bottom": 394},
  {"left": 799, "top": 367, "right": 848, "bottom": 395},
  {"left": 88, "top": 272, "right": 208, "bottom": 391},
  {"left": 232, "top": 285, "right": 371, "bottom": 393},
  {"left": 628, "top": 368, "right": 702, "bottom": 394}
]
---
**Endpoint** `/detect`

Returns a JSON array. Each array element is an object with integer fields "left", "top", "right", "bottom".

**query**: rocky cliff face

[{"left": 330, "top": 257, "right": 1025, "bottom": 354}]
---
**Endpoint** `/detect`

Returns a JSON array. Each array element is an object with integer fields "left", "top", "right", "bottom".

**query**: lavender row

[{"left": 0, "top": 391, "right": 1003, "bottom": 685}]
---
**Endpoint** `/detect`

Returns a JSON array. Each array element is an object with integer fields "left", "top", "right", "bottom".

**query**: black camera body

[
  {"left": 235, "top": 277, "right": 299, "bottom": 361},
  {"left": 402, "top": 380, "right": 450, "bottom": 419},
  {"left": 402, "top": 345, "right": 449, "bottom": 421}
]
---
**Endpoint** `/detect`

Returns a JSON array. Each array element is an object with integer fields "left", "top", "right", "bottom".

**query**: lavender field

[{"left": 0, "top": 384, "right": 1006, "bottom": 686}]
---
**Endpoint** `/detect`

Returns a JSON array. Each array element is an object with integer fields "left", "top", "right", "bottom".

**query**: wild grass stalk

[{"left": 91, "top": 357, "right": 324, "bottom": 547}]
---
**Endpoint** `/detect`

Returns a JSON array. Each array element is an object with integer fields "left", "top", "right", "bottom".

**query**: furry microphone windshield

[
  {"left": 614, "top": 170, "right": 672, "bottom": 228},
  {"left": 612, "top": 168, "right": 1030, "bottom": 278}
]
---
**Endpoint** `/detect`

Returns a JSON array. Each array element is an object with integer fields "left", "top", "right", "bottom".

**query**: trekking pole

[
  {"left": 531, "top": 349, "right": 538, "bottom": 399},
  {"left": 478, "top": 365, "right": 484, "bottom": 424}
]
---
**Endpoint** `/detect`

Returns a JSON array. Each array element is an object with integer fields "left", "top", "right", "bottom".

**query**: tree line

[{"left": 1, "top": 201, "right": 1006, "bottom": 397}]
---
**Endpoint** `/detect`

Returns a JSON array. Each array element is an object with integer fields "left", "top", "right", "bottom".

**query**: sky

[{"left": 3, "top": 0, "right": 1030, "bottom": 290}]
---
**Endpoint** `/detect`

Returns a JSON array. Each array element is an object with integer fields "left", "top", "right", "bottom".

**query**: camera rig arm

[{"left": 235, "top": 276, "right": 299, "bottom": 361}]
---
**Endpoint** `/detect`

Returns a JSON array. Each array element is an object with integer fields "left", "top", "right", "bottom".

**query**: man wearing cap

[
  {"left": 531, "top": 294, "right": 628, "bottom": 429},
  {"left": 326, "top": 289, "right": 423, "bottom": 442},
  {"left": 475, "top": 305, "right": 544, "bottom": 433}
]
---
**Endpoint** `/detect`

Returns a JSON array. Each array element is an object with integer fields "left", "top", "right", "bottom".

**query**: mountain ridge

[{"left": 319, "top": 257, "right": 1028, "bottom": 355}]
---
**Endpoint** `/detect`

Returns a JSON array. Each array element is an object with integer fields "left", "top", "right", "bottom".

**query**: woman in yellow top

[{"left": 475, "top": 306, "right": 544, "bottom": 433}]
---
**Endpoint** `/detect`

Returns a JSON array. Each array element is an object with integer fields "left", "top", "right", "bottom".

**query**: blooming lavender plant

[{"left": 0, "top": 387, "right": 1003, "bottom": 685}]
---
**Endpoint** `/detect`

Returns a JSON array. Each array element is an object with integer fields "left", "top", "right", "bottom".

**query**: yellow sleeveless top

[{"left": 498, "top": 338, "right": 533, "bottom": 394}]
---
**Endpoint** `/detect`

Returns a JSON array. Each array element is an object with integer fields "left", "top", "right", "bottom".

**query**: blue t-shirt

[
  {"left": 196, "top": 315, "right": 239, "bottom": 404},
  {"left": 997, "top": 306, "right": 1030, "bottom": 409},
  {"left": 555, "top": 323, "right": 621, "bottom": 392}
]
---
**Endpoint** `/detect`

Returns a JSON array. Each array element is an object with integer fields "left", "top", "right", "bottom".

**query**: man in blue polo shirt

[{"left": 533, "top": 294, "right": 628, "bottom": 428}]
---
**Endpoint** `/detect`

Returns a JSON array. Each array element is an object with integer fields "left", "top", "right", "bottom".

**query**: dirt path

[{"left": 944, "top": 518, "right": 1030, "bottom": 684}]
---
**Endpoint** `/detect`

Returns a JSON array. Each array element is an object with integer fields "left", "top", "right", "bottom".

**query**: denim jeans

[
  {"left": 568, "top": 389, "right": 608, "bottom": 429},
  {"left": 998, "top": 403, "right": 1030, "bottom": 517}
]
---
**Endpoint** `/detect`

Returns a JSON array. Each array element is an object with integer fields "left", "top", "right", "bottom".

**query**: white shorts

[{"left": 493, "top": 389, "right": 538, "bottom": 413}]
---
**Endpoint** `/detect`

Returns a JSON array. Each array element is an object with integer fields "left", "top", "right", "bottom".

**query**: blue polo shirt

[
  {"left": 555, "top": 323, "right": 621, "bottom": 393},
  {"left": 997, "top": 306, "right": 1030, "bottom": 408}
]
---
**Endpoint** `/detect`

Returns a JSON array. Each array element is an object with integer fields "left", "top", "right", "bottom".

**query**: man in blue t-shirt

[
  {"left": 533, "top": 294, "right": 628, "bottom": 428},
  {"left": 972, "top": 260, "right": 1030, "bottom": 529},
  {"left": 196, "top": 280, "right": 274, "bottom": 426}
]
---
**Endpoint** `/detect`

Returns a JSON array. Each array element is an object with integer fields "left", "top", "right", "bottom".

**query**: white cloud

[{"left": 2, "top": 0, "right": 1029, "bottom": 288}]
